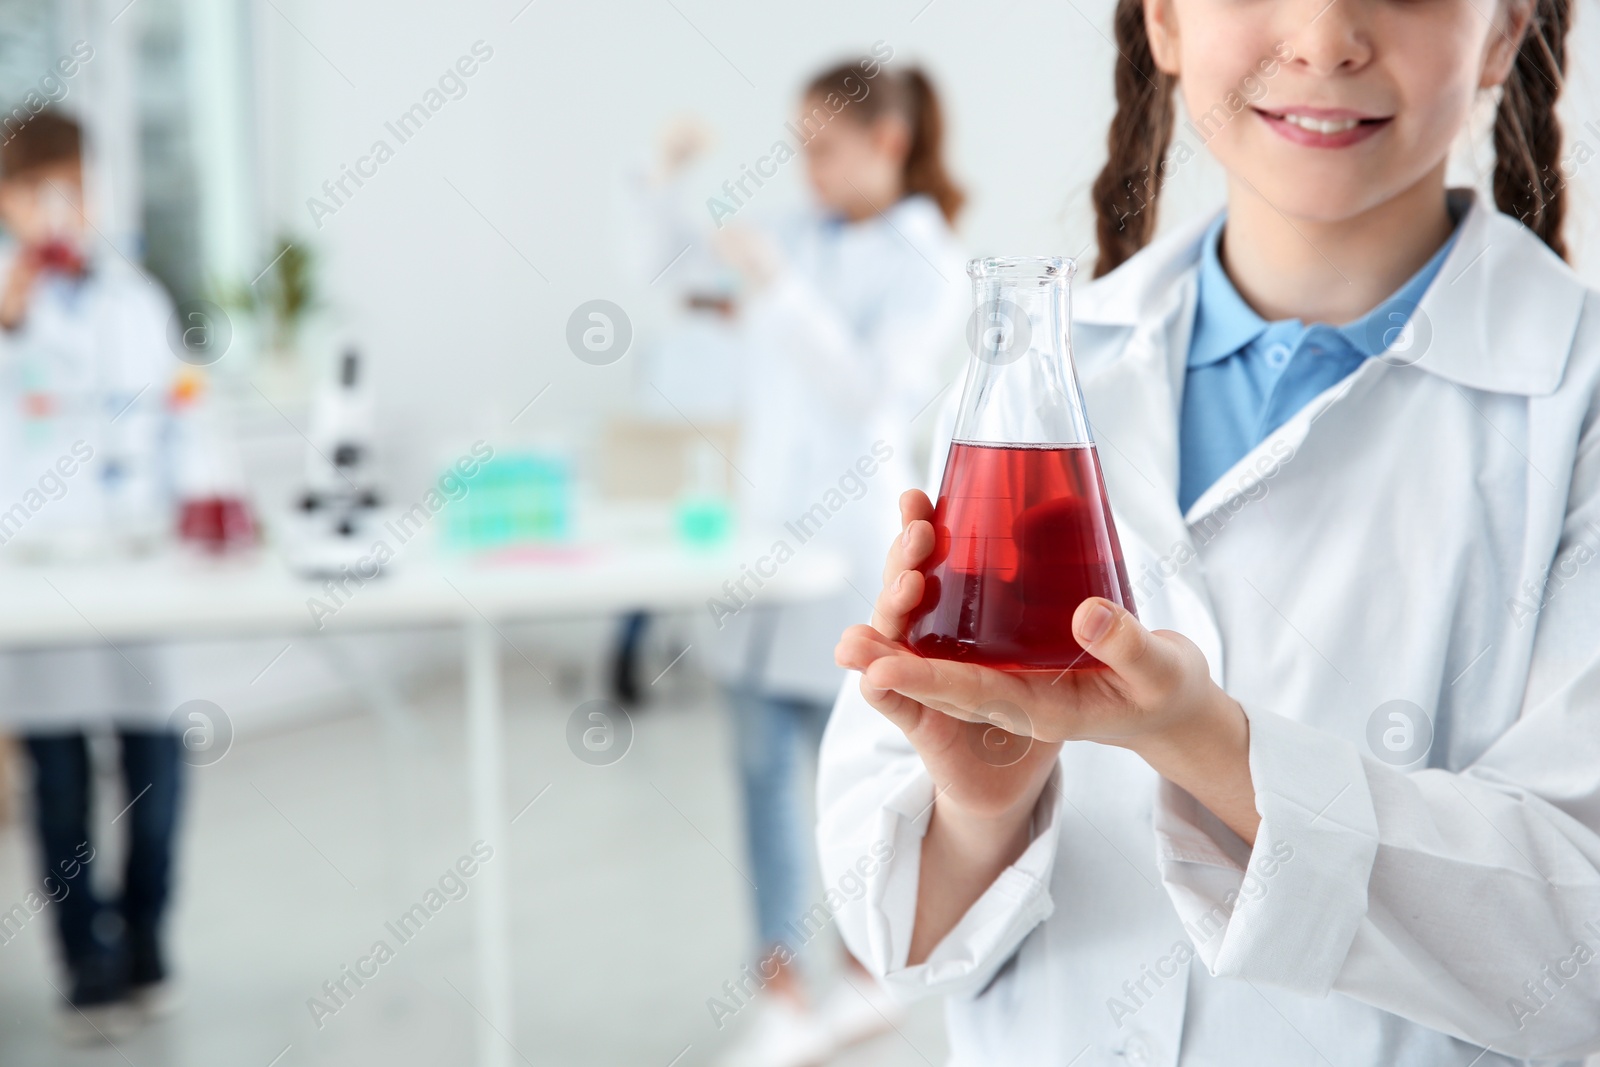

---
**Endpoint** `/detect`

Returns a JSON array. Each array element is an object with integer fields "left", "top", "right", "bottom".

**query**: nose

[{"left": 1281, "top": 0, "right": 1375, "bottom": 76}]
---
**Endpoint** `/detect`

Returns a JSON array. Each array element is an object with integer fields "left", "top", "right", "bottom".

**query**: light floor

[{"left": 0, "top": 662, "right": 948, "bottom": 1066}]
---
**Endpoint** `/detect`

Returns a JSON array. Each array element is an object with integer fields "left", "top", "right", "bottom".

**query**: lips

[{"left": 1254, "top": 106, "right": 1392, "bottom": 148}]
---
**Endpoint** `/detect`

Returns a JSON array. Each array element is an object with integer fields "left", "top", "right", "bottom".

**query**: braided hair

[{"left": 1087, "top": 0, "right": 1572, "bottom": 277}]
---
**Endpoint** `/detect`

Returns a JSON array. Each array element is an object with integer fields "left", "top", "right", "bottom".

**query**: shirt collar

[
  {"left": 1077, "top": 189, "right": 1585, "bottom": 398},
  {"left": 1187, "top": 215, "right": 1265, "bottom": 367},
  {"left": 1186, "top": 205, "right": 1464, "bottom": 368}
]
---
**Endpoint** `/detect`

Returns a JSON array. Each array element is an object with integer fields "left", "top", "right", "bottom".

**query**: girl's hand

[
  {"left": 653, "top": 114, "right": 714, "bottom": 183},
  {"left": 710, "top": 225, "right": 782, "bottom": 292},
  {"left": 836, "top": 490, "right": 1064, "bottom": 829},
  {"left": 838, "top": 489, "right": 1259, "bottom": 844}
]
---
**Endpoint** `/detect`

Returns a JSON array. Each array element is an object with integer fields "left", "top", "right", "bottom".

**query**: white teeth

[{"left": 1280, "top": 113, "right": 1362, "bottom": 134}]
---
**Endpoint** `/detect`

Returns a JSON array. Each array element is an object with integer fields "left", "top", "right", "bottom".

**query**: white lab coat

[
  {"left": 705, "top": 195, "right": 968, "bottom": 703},
  {"left": 0, "top": 248, "right": 175, "bottom": 729},
  {"left": 621, "top": 165, "right": 745, "bottom": 422},
  {"left": 816, "top": 189, "right": 1600, "bottom": 1065}
]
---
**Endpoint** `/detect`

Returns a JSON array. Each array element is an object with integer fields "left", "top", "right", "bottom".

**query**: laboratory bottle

[{"left": 907, "top": 256, "right": 1135, "bottom": 671}]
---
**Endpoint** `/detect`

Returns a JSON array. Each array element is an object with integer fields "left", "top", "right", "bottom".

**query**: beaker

[{"left": 906, "top": 256, "right": 1135, "bottom": 671}]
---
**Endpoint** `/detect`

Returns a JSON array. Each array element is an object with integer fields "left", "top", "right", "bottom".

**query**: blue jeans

[
  {"left": 23, "top": 729, "right": 183, "bottom": 998},
  {"left": 729, "top": 688, "right": 833, "bottom": 956}
]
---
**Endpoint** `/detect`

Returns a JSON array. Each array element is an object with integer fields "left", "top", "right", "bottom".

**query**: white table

[{"left": 0, "top": 538, "right": 848, "bottom": 1067}]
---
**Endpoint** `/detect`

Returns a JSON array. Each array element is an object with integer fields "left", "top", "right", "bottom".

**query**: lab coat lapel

[
  {"left": 1073, "top": 209, "right": 1216, "bottom": 527},
  {"left": 1411, "top": 189, "right": 1583, "bottom": 397},
  {"left": 1073, "top": 216, "right": 1227, "bottom": 677},
  {"left": 1081, "top": 276, "right": 1196, "bottom": 570},
  {"left": 1179, "top": 355, "right": 1376, "bottom": 525},
  {"left": 1177, "top": 190, "right": 1585, "bottom": 527},
  {"left": 1042, "top": 191, "right": 1582, "bottom": 686}
]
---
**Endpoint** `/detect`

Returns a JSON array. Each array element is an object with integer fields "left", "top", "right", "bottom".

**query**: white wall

[
  {"left": 249, "top": 0, "right": 1600, "bottom": 490},
  {"left": 251, "top": 0, "right": 1155, "bottom": 493},
  {"left": 124, "top": 0, "right": 1593, "bottom": 727}
]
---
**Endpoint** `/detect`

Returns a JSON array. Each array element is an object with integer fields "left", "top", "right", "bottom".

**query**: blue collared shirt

[{"left": 1177, "top": 214, "right": 1461, "bottom": 513}]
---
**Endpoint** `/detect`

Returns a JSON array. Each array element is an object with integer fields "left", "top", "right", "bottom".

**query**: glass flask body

[{"left": 906, "top": 257, "right": 1135, "bottom": 671}]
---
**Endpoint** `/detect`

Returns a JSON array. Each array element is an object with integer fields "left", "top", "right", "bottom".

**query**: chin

[
  {"left": 1220, "top": 128, "right": 1433, "bottom": 226},
  {"left": 1227, "top": 163, "right": 1410, "bottom": 228},
  {"left": 1237, "top": 179, "right": 1378, "bottom": 225}
]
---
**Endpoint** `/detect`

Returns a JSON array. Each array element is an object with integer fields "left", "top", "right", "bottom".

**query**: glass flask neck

[{"left": 953, "top": 256, "right": 1092, "bottom": 447}]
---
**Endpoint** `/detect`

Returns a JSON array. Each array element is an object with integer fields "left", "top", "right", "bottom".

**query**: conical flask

[{"left": 907, "top": 256, "right": 1135, "bottom": 671}]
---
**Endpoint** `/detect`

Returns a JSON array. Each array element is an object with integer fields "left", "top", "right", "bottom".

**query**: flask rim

[{"left": 967, "top": 256, "right": 1076, "bottom": 281}]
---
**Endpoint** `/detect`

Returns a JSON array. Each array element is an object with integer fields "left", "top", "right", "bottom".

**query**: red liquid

[
  {"left": 907, "top": 442, "right": 1135, "bottom": 671},
  {"left": 178, "top": 496, "right": 258, "bottom": 553}
]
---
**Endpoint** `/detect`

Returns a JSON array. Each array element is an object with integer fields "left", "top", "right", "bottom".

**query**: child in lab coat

[
  {"left": 824, "top": 0, "right": 1600, "bottom": 1063},
  {"left": 0, "top": 111, "right": 182, "bottom": 1042},
  {"left": 663, "top": 58, "right": 970, "bottom": 1066}
]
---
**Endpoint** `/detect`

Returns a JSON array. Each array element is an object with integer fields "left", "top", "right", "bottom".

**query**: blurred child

[
  {"left": 643, "top": 58, "right": 971, "bottom": 1066},
  {"left": 0, "top": 110, "right": 183, "bottom": 1044}
]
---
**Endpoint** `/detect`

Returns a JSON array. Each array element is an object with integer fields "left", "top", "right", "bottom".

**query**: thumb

[{"left": 1071, "top": 598, "right": 1178, "bottom": 691}]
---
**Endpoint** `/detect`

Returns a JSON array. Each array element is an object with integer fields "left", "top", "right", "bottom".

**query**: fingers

[
  {"left": 860, "top": 650, "right": 1031, "bottom": 731},
  {"left": 881, "top": 489, "right": 936, "bottom": 587},
  {"left": 855, "top": 672, "right": 928, "bottom": 736},
  {"left": 840, "top": 625, "right": 1011, "bottom": 729},
  {"left": 1071, "top": 598, "right": 1180, "bottom": 698},
  {"left": 871, "top": 567, "right": 925, "bottom": 641},
  {"left": 835, "top": 623, "right": 901, "bottom": 672},
  {"left": 899, "top": 488, "right": 934, "bottom": 527},
  {"left": 837, "top": 625, "right": 930, "bottom": 735},
  {"left": 869, "top": 489, "right": 935, "bottom": 641}
]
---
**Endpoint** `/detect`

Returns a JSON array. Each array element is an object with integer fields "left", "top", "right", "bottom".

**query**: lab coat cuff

[
  {"left": 1152, "top": 706, "right": 1378, "bottom": 997},
  {"left": 868, "top": 761, "right": 1065, "bottom": 1003}
]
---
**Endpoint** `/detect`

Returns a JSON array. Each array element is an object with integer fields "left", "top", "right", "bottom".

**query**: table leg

[
  {"left": 465, "top": 619, "right": 513, "bottom": 1067},
  {"left": 315, "top": 636, "right": 420, "bottom": 903}
]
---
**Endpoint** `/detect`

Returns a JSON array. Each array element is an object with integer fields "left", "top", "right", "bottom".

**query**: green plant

[{"left": 217, "top": 233, "right": 318, "bottom": 354}]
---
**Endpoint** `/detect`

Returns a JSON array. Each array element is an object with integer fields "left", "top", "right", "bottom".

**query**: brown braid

[
  {"left": 1492, "top": 0, "right": 1571, "bottom": 259},
  {"left": 1090, "top": 0, "right": 1574, "bottom": 273},
  {"left": 1089, "top": 0, "right": 1178, "bottom": 278}
]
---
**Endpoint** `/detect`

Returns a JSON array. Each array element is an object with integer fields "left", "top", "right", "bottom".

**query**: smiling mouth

[
  {"left": 1258, "top": 108, "right": 1388, "bottom": 128},
  {"left": 1278, "top": 113, "right": 1363, "bottom": 133},
  {"left": 1254, "top": 107, "right": 1392, "bottom": 145}
]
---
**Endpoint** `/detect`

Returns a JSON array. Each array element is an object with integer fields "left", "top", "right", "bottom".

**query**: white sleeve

[
  {"left": 1151, "top": 402, "right": 1600, "bottom": 1059},
  {"left": 613, "top": 164, "right": 731, "bottom": 294},
  {"left": 742, "top": 251, "right": 963, "bottom": 422},
  {"left": 815, "top": 674, "right": 1066, "bottom": 1002},
  {"left": 93, "top": 272, "right": 177, "bottom": 516},
  {"left": 98, "top": 271, "right": 175, "bottom": 387}
]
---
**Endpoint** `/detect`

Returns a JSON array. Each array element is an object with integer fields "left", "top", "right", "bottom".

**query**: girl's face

[
  {"left": 1146, "top": 0, "right": 1529, "bottom": 222},
  {"left": 799, "top": 95, "right": 910, "bottom": 221}
]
